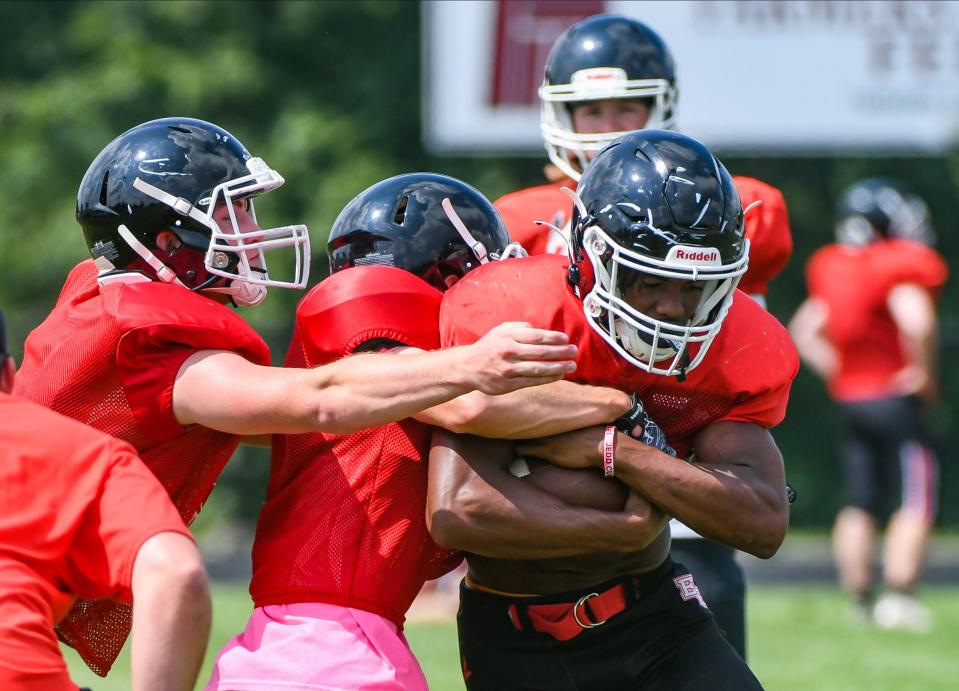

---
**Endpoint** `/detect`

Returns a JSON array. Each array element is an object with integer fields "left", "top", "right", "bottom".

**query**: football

[{"left": 513, "top": 457, "right": 629, "bottom": 511}]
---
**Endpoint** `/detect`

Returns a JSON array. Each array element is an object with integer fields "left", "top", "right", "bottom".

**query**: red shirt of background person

[
  {"left": 0, "top": 318, "right": 207, "bottom": 691},
  {"left": 803, "top": 238, "right": 947, "bottom": 402},
  {"left": 14, "top": 120, "right": 579, "bottom": 677},
  {"left": 211, "top": 174, "right": 625, "bottom": 691},
  {"left": 495, "top": 14, "right": 792, "bottom": 304}
]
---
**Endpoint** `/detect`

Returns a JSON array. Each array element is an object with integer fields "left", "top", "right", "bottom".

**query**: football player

[
  {"left": 429, "top": 130, "right": 798, "bottom": 689},
  {"left": 789, "top": 178, "right": 947, "bottom": 631},
  {"left": 12, "top": 119, "right": 578, "bottom": 675},
  {"left": 0, "top": 307, "right": 209, "bottom": 691},
  {"left": 492, "top": 13, "right": 794, "bottom": 656},
  {"left": 208, "top": 173, "right": 654, "bottom": 691}
]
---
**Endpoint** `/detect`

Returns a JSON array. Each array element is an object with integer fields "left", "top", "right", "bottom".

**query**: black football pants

[
  {"left": 670, "top": 539, "right": 747, "bottom": 658},
  {"left": 457, "top": 559, "right": 763, "bottom": 691}
]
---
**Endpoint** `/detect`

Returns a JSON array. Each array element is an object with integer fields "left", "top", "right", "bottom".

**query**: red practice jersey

[
  {"left": 495, "top": 179, "right": 573, "bottom": 257},
  {"left": 494, "top": 175, "right": 793, "bottom": 299},
  {"left": 0, "top": 394, "right": 189, "bottom": 691},
  {"left": 805, "top": 239, "right": 948, "bottom": 402},
  {"left": 251, "top": 266, "right": 462, "bottom": 627},
  {"left": 441, "top": 255, "right": 797, "bottom": 458},
  {"left": 13, "top": 260, "right": 269, "bottom": 674}
]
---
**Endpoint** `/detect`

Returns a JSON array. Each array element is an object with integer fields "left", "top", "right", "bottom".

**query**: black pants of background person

[
  {"left": 670, "top": 539, "right": 747, "bottom": 658},
  {"left": 838, "top": 394, "right": 938, "bottom": 517},
  {"left": 457, "top": 559, "right": 763, "bottom": 691}
]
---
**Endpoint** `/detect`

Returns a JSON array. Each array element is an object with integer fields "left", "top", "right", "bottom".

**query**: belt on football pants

[{"left": 506, "top": 577, "right": 640, "bottom": 642}]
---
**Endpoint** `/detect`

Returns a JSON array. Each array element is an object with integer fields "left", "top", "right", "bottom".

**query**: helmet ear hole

[
  {"left": 99, "top": 171, "right": 110, "bottom": 206},
  {"left": 393, "top": 195, "right": 409, "bottom": 225}
]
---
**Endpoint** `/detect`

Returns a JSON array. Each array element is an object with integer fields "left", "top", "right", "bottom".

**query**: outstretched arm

[
  {"left": 426, "top": 429, "right": 665, "bottom": 559},
  {"left": 130, "top": 532, "right": 211, "bottom": 691},
  {"left": 416, "top": 379, "right": 631, "bottom": 439},
  {"left": 173, "top": 321, "right": 577, "bottom": 435},
  {"left": 517, "top": 421, "right": 788, "bottom": 558}
]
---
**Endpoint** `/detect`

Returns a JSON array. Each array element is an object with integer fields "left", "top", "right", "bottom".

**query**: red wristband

[{"left": 603, "top": 425, "right": 616, "bottom": 478}]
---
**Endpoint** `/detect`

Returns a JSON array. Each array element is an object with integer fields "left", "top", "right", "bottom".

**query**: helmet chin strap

[
  {"left": 116, "top": 224, "right": 187, "bottom": 287},
  {"left": 442, "top": 198, "right": 489, "bottom": 264},
  {"left": 117, "top": 223, "right": 266, "bottom": 305}
]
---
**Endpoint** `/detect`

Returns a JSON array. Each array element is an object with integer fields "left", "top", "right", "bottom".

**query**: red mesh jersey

[
  {"left": 495, "top": 175, "right": 792, "bottom": 299},
  {"left": 806, "top": 239, "right": 948, "bottom": 402},
  {"left": 441, "top": 255, "right": 798, "bottom": 458},
  {"left": 496, "top": 179, "right": 575, "bottom": 256},
  {"left": 734, "top": 176, "right": 793, "bottom": 297},
  {"left": 13, "top": 260, "right": 269, "bottom": 675},
  {"left": 251, "top": 266, "right": 462, "bottom": 626}
]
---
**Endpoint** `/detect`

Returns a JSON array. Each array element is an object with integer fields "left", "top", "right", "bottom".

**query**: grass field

[{"left": 64, "top": 583, "right": 959, "bottom": 690}]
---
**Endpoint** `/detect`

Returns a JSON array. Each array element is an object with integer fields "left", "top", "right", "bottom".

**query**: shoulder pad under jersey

[
  {"left": 295, "top": 265, "right": 443, "bottom": 366},
  {"left": 684, "top": 291, "right": 798, "bottom": 427},
  {"left": 440, "top": 254, "right": 589, "bottom": 346},
  {"left": 106, "top": 281, "right": 270, "bottom": 365}
]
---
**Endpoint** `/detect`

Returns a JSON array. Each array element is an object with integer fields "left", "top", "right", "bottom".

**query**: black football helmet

[
  {"left": 328, "top": 173, "right": 518, "bottom": 291},
  {"left": 835, "top": 178, "right": 935, "bottom": 247},
  {"left": 77, "top": 117, "right": 310, "bottom": 306},
  {"left": 569, "top": 130, "right": 747, "bottom": 376},
  {"left": 540, "top": 14, "right": 678, "bottom": 182}
]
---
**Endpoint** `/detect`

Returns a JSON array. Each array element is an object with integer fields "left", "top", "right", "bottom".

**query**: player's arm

[
  {"left": 415, "top": 378, "right": 632, "bottom": 439},
  {"left": 788, "top": 296, "right": 837, "bottom": 381},
  {"left": 517, "top": 420, "right": 788, "bottom": 559},
  {"left": 887, "top": 283, "right": 939, "bottom": 399},
  {"left": 426, "top": 429, "right": 666, "bottom": 559},
  {"left": 130, "top": 532, "right": 211, "bottom": 691},
  {"left": 173, "top": 322, "right": 577, "bottom": 436}
]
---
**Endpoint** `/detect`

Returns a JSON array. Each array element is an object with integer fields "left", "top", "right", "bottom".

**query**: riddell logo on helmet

[
  {"left": 665, "top": 246, "right": 721, "bottom": 266},
  {"left": 571, "top": 67, "right": 628, "bottom": 84}
]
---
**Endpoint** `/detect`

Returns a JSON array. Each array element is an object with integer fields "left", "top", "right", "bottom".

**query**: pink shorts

[{"left": 206, "top": 603, "right": 428, "bottom": 691}]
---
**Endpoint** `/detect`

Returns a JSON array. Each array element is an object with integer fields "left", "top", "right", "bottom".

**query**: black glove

[{"left": 614, "top": 393, "right": 677, "bottom": 457}]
